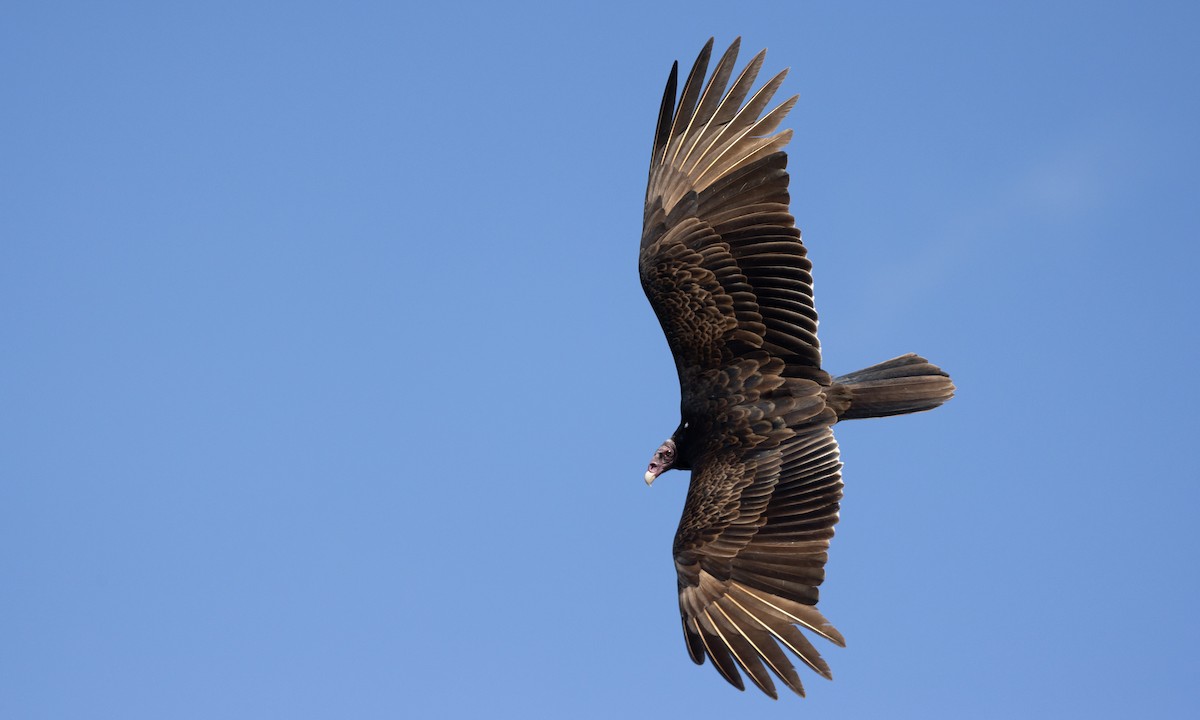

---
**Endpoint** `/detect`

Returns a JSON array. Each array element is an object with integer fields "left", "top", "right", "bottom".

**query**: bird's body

[{"left": 640, "top": 38, "right": 954, "bottom": 699}]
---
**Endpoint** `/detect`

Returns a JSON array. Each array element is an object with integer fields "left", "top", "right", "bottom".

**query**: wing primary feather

[
  {"left": 747, "top": 94, "right": 799, "bottom": 139},
  {"left": 671, "top": 37, "right": 740, "bottom": 167},
  {"left": 694, "top": 129, "right": 792, "bottom": 193},
  {"left": 711, "top": 603, "right": 784, "bottom": 698},
  {"left": 711, "top": 48, "right": 767, "bottom": 128},
  {"left": 665, "top": 38, "right": 714, "bottom": 160},
  {"left": 681, "top": 48, "right": 763, "bottom": 172},
  {"left": 681, "top": 613, "right": 706, "bottom": 664},
  {"left": 708, "top": 67, "right": 790, "bottom": 150},
  {"left": 693, "top": 616, "right": 745, "bottom": 691},
  {"left": 724, "top": 591, "right": 831, "bottom": 681},
  {"left": 704, "top": 608, "right": 775, "bottom": 698},
  {"left": 717, "top": 598, "right": 808, "bottom": 697},
  {"left": 652, "top": 61, "right": 679, "bottom": 167},
  {"left": 732, "top": 583, "right": 846, "bottom": 647}
]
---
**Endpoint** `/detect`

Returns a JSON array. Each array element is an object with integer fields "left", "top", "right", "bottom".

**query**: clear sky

[{"left": 3, "top": 1, "right": 1198, "bottom": 718}]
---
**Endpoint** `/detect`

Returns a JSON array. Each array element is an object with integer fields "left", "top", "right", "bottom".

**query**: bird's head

[{"left": 644, "top": 438, "right": 677, "bottom": 486}]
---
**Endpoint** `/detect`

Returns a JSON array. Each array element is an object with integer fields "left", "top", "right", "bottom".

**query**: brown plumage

[{"left": 640, "top": 38, "right": 955, "bottom": 699}]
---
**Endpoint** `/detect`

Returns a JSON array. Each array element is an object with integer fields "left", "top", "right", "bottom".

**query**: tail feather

[{"left": 832, "top": 353, "right": 954, "bottom": 421}]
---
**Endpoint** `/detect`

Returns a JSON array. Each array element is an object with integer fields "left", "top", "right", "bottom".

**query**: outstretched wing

[
  {"left": 640, "top": 37, "right": 825, "bottom": 386},
  {"left": 669, "top": 361, "right": 846, "bottom": 698}
]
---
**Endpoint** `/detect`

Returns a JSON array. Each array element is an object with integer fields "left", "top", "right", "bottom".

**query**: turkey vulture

[{"left": 640, "top": 38, "right": 955, "bottom": 699}]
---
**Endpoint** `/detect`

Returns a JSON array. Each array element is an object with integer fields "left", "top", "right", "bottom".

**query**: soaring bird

[{"left": 640, "top": 37, "right": 955, "bottom": 699}]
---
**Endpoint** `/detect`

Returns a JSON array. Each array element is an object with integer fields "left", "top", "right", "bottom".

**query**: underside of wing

[
  {"left": 641, "top": 38, "right": 824, "bottom": 382},
  {"left": 674, "top": 414, "right": 846, "bottom": 699}
]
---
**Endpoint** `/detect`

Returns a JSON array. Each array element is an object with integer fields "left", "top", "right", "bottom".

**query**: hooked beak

[{"left": 644, "top": 438, "right": 676, "bottom": 487}]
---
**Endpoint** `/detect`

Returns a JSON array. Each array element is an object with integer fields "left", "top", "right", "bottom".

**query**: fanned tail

[{"left": 832, "top": 353, "right": 955, "bottom": 420}]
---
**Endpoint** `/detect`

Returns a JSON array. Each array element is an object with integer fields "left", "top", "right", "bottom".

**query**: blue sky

[{"left": 3, "top": 1, "right": 1198, "bottom": 718}]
